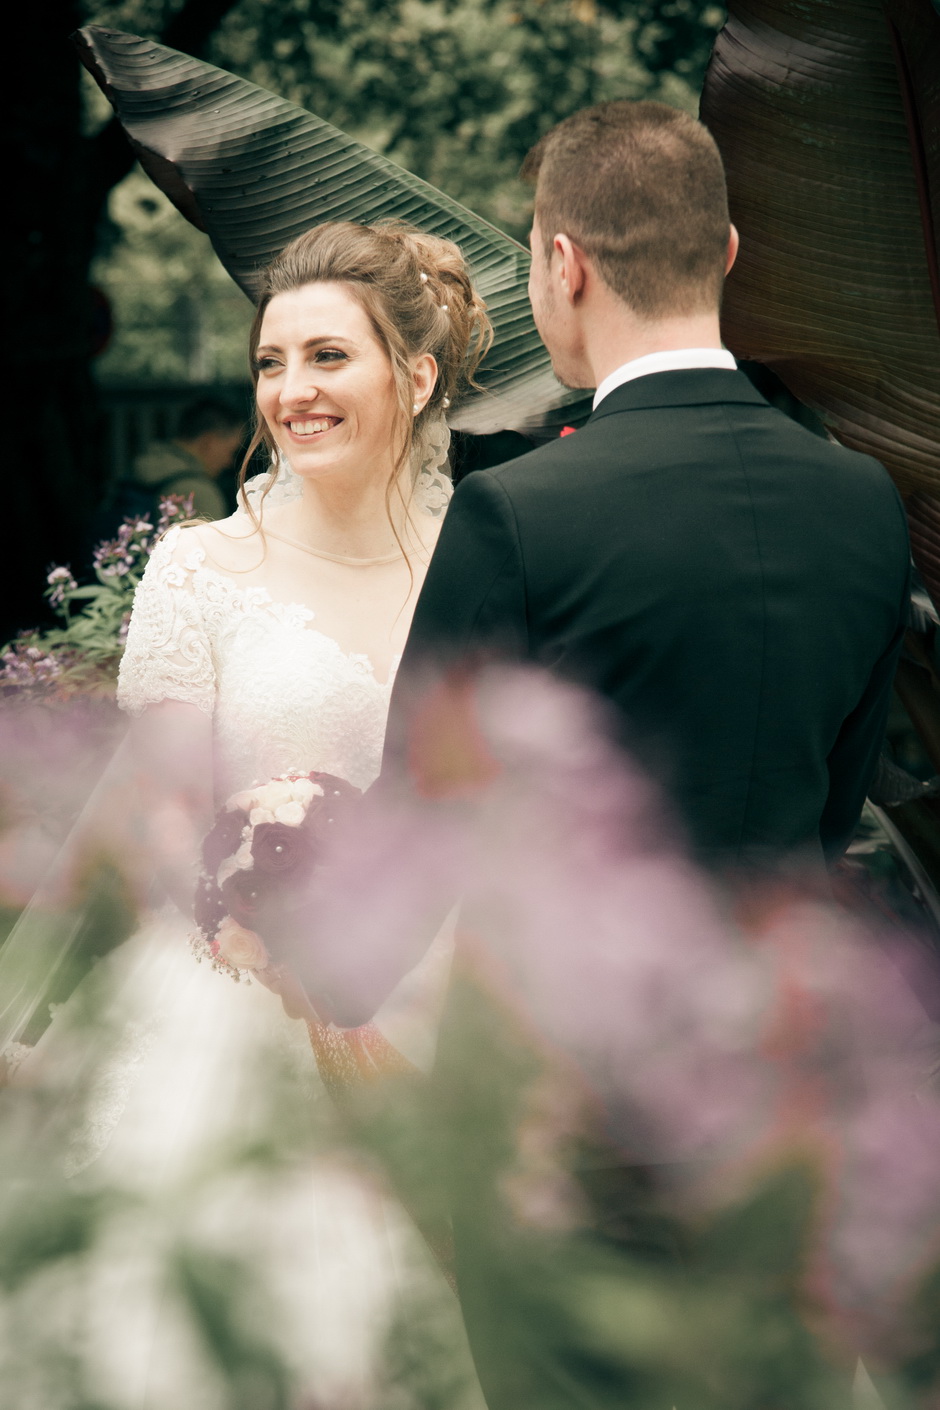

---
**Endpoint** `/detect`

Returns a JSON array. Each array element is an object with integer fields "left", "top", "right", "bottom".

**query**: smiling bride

[{"left": 13, "top": 220, "right": 491, "bottom": 1409}]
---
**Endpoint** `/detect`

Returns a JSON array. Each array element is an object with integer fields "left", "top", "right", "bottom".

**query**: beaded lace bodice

[{"left": 118, "top": 524, "right": 400, "bottom": 797}]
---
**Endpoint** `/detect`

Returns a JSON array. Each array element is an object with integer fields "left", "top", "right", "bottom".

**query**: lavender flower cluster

[
  {"left": 0, "top": 494, "right": 193, "bottom": 698},
  {"left": 45, "top": 566, "right": 77, "bottom": 610},
  {"left": 91, "top": 496, "right": 191, "bottom": 580},
  {"left": 0, "top": 636, "right": 65, "bottom": 690}
]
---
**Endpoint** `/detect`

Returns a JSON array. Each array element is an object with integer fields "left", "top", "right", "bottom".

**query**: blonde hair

[{"left": 240, "top": 220, "right": 492, "bottom": 519}]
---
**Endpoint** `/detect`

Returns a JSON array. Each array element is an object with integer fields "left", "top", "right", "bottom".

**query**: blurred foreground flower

[
  {"left": 2, "top": 665, "right": 940, "bottom": 1406},
  {"left": 287, "top": 666, "right": 940, "bottom": 1399}
]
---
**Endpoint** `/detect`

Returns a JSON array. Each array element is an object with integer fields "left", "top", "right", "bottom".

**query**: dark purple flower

[
  {"left": 221, "top": 867, "right": 272, "bottom": 927},
  {"left": 302, "top": 772, "right": 362, "bottom": 845},
  {"left": 202, "top": 807, "right": 249, "bottom": 876},
  {"left": 251, "top": 821, "right": 315, "bottom": 879}
]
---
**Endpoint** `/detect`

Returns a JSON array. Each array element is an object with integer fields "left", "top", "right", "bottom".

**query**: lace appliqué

[
  {"left": 2, "top": 1041, "right": 33, "bottom": 1076},
  {"left": 241, "top": 452, "right": 304, "bottom": 514},
  {"left": 116, "top": 442, "right": 447, "bottom": 790},
  {"left": 412, "top": 418, "right": 453, "bottom": 519},
  {"left": 117, "top": 526, "right": 217, "bottom": 717},
  {"left": 64, "top": 1015, "right": 159, "bottom": 1178}
]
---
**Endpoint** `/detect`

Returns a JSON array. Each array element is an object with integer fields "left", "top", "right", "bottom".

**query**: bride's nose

[{"left": 279, "top": 363, "right": 319, "bottom": 406}]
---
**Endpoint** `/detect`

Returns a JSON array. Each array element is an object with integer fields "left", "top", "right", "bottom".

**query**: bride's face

[{"left": 254, "top": 281, "right": 405, "bottom": 484}]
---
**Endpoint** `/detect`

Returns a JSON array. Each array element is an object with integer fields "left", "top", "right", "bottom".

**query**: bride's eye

[
  {"left": 253, "top": 356, "right": 281, "bottom": 373},
  {"left": 314, "top": 349, "right": 348, "bottom": 364}
]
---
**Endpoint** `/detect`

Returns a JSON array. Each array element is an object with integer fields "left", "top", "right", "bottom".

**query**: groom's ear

[
  {"left": 726, "top": 224, "right": 740, "bottom": 276},
  {"left": 553, "top": 234, "right": 589, "bottom": 305}
]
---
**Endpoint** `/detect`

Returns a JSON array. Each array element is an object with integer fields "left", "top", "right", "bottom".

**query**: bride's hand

[{"left": 254, "top": 962, "right": 324, "bottom": 1024}]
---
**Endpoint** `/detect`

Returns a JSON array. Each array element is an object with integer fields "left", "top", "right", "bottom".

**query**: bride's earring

[{"left": 413, "top": 401, "right": 420, "bottom": 414}]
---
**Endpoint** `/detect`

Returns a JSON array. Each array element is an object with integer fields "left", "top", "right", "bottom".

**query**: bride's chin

[{"left": 280, "top": 453, "right": 351, "bottom": 483}]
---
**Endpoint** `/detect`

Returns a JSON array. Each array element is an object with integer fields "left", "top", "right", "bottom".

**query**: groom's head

[{"left": 522, "top": 102, "right": 734, "bottom": 386}]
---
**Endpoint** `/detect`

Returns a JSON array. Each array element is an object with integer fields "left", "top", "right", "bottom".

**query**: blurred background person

[
  {"left": 122, "top": 393, "right": 244, "bottom": 522},
  {"left": 88, "top": 394, "right": 246, "bottom": 555}
]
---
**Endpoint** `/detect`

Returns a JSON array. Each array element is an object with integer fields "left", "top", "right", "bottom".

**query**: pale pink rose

[
  {"left": 227, "top": 789, "right": 259, "bottom": 814},
  {"left": 290, "top": 778, "right": 322, "bottom": 805},
  {"left": 234, "top": 840, "right": 254, "bottom": 870},
  {"left": 254, "top": 780, "right": 296, "bottom": 811},
  {"left": 274, "top": 801, "right": 306, "bottom": 826},
  {"left": 215, "top": 916, "right": 269, "bottom": 970}
]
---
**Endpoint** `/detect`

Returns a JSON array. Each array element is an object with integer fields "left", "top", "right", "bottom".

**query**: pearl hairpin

[{"left": 419, "top": 271, "right": 428, "bottom": 283}]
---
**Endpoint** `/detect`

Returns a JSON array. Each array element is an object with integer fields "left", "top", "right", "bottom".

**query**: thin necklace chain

[{"left": 261, "top": 525, "right": 406, "bottom": 566}]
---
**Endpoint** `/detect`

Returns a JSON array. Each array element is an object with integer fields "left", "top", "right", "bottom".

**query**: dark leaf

[
  {"left": 701, "top": 1, "right": 940, "bottom": 497},
  {"left": 75, "top": 26, "right": 590, "bottom": 436}
]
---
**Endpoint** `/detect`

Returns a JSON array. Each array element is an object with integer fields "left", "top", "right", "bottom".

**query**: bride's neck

[{"left": 287, "top": 464, "right": 418, "bottom": 559}]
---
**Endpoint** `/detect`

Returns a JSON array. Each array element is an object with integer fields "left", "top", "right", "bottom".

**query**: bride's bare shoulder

[{"left": 163, "top": 512, "right": 267, "bottom": 574}]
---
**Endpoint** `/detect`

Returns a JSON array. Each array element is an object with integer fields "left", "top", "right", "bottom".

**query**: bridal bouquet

[{"left": 192, "top": 770, "right": 361, "bottom": 981}]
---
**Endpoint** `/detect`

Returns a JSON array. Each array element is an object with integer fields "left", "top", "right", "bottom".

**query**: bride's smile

[{"left": 283, "top": 415, "right": 343, "bottom": 439}]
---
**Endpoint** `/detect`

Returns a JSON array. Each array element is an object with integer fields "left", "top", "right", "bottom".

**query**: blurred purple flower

[{"left": 293, "top": 663, "right": 940, "bottom": 1347}]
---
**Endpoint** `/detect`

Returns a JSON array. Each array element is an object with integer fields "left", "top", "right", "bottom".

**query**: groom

[
  {"left": 299, "top": 99, "right": 911, "bottom": 1021},
  {"left": 391, "top": 99, "right": 911, "bottom": 869}
]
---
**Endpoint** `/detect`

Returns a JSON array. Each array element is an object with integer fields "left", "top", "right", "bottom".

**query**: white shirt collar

[{"left": 592, "top": 348, "right": 738, "bottom": 410}]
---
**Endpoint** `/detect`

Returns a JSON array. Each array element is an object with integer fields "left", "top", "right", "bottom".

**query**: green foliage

[
  {"left": 171, "top": 1248, "right": 293, "bottom": 1410},
  {"left": 1, "top": 905, "right": 938, "bottom": 1407},
  {"left": 211, "top": 0, "right": 701, "bottom": 239},
  {"left": 695, "top": 1158, "right": 818, "bottom": 1285},
  {"left": 0, "top": 498, "right": 190, "bottom": 701},
  {"left": 93, "top": 171, "right": 253, "bottom": 385},
  {"left": 375, "top": 1263, "right": 485, "bottom": 1410},
  {"left": 81, "top": 0, "right": 723, "bottom": 383}
]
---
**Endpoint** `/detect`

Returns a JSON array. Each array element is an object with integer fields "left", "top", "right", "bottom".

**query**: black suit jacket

[{"left": 390, "top": 369, "right": 911, "bottom": 866}]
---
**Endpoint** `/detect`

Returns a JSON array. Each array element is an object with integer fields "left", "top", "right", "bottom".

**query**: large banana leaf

[
  {"left": 75, "top": 26, "right": 589, "bottom": 437},
  {"left": 700, "top": 0, "right": 940, "bottom": 501}
]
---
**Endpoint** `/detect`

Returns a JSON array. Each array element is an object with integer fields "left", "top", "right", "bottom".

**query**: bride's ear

[{"left": 412, "top": 354, "right": 438, "bottom": 415}]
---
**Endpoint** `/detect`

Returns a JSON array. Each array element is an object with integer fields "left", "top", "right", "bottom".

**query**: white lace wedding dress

[{"left": 12, "top": 465, "right": 470, "bottom": 1410}]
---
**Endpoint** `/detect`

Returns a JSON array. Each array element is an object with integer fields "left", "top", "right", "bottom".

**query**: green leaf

[
  {"left": 695, "top": 1158, "right": 819, "bottom": 1287},
  {"left": 75, "top": 26, "right": 590, "bottom": 437},
  {"left": 63, "top": 586, "right": 108, "bottom": 602},
  {"left": 700, "top": 1, "right": 940, "bottom": 498}
]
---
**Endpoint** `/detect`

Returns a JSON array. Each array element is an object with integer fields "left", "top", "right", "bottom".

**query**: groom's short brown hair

[{"left": 521, "top": 101, "right": 730, "bottom": 319}]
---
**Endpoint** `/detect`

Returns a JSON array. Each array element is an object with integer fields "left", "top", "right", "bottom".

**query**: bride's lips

[{"left": 282, "top": 415, "right": 344, "bottom": 441}]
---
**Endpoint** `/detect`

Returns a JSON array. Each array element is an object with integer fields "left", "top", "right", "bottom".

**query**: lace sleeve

[{"left": 117, "top": 525, "right": 216, "bottom": 717}]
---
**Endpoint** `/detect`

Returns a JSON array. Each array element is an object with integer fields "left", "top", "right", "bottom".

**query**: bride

[{"left": 6, "top": 220, "right": 491, "bottom": 1408}]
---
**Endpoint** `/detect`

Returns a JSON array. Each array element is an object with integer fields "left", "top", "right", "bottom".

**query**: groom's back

[
  {"left": 426, "top": 367, "right": 909, "bottom": 864},
  {"left": 396, "top": 98, "right": 911, "bottom": 866}
]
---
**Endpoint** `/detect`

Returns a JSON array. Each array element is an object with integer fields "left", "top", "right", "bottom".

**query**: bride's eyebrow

[
  {"left": 301, "top": 336, "right": 353, "bottom": 348},
  {"left": 255, "top": 336, "right": 354, "bottom": 354}
]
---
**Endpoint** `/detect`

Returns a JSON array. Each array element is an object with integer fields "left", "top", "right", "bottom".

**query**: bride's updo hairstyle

[{"left": 241, "top": 220, "right": 492, "bottom": 511}]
